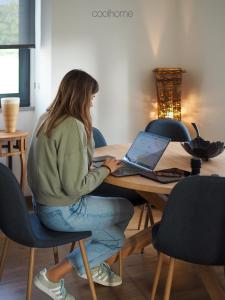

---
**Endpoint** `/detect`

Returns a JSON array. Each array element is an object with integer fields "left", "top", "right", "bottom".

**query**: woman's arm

[{"left": 57, "top": 118, "right": 110, "bottom": 198}]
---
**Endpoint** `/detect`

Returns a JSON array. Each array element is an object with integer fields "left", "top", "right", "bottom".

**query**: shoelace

[
  {"left": 97, "top": 262, "right": 113, "bottom": 277},
  {"left": 52, "top": 279, "right": 67, "bottom": 300}
]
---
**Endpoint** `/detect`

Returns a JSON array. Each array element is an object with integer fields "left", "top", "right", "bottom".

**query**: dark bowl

[{"left": 182, "top": 137, "right": 225, "bottom": 161}]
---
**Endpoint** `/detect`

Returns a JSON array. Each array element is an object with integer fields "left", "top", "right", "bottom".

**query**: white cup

[{"left": 1, "top": 97, "right": 20, "bottom": 133}]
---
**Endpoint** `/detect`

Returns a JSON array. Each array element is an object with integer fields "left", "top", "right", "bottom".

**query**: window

[
  {"left": 0, "top": 48, "right": 30, "bottom": 106},
  {"left": 0, "top": 0, "right": 35, "bottom": 107}
]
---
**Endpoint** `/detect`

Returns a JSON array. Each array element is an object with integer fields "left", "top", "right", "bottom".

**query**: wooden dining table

[{"left": 94, "top": 142, "right": 225, "bottom": 300}]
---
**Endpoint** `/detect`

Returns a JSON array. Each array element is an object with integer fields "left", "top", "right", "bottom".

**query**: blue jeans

[{"left": 36, "top": 195, "right": 134, "bottom": 274}]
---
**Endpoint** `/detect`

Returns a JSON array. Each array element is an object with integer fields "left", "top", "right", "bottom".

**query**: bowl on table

[{"left": 181, "top": 123, "right": 225, "bottom": 161}]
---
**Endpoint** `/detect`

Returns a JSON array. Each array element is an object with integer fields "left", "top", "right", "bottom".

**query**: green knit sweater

[{"left": 27, "top": 116, "right": 109, "bottom": 206}]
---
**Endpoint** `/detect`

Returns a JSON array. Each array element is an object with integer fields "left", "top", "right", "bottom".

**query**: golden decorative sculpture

[{"left": 153, "top": 68, "right": 186, "bottom": 120}]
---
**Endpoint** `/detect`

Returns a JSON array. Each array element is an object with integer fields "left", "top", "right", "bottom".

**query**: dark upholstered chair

[
  {"left": 0, "top": 163, "right": 97, "bottom": 300},
  {"left": 92, "top": 127, "right": 146, "bottom": 228},
  {"left": 145, "top": 119, "right": 191, "bottom": 142},
  {"left": 93, "top": 127, "right": 107, "bottom": 148},
  {"left": 150, "top": 176, "right": 225, "bottom": 300}
]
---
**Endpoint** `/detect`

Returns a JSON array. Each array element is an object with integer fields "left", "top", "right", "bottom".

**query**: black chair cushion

[
  {"left": 0, "top": 163, "right": 91, "bottom": 249},
  {"left": 28, "top": 213, "right": 91, "bottom": 248},
  {"left": 152, "top": 176, "right": 225, "bottom": 266}
]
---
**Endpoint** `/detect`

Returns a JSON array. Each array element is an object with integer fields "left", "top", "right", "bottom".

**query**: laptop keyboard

[{"left": 112, "top": 162, "right": 140, "bottom": 176}]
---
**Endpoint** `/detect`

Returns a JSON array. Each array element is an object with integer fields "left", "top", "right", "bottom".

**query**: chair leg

[
  {"left": 26, "top": 248, "right": 36, "bottom": 300},
  {"left": 0, "top": 237, "right": 10, "bottom": 281},
  {"left": 79, "top": 240, "right": 97, "bottom": 300},
  {"left": 147, "top": 204, "right": 155, "bottom": 226},
  {"left": 70, "top": 242, "right": 76, "bottom": 253},
  {"left": 119, "top": 249, "right": 123, "bottom": 278},
  {"left": 53, "top": 247, "right": 59, "bottom": 264},
  {"left": 137, "top": 204, "right": 145, "bottom": 230},
  {"left": 150, "top": 252, "right": 163, "bottom": 300},
  {"left": 141, "top": 204, "right": 154, "bottom": 254},
  {"left": 144, "top": 207, "right": 149, "bottom": 229},
  {"left": 163, "top": 257, "right": 175, "bottom": 300},
  {"left": 141, "top": 208, "right": 149, "bottom": 254}
]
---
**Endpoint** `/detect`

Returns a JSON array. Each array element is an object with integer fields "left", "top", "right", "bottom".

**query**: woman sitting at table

[{"left": 27, "top": 69, "right": 134, "bottom": 300}]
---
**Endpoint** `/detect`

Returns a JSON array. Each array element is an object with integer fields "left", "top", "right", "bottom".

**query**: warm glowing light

[
  {"left": 141, "top": 1, "right": 171, "bottom": 58},
  {"left": 182, "top": 93, "right": 200, "bottom": 124},
  {"left": 153, "top": 68, "right": 185, "bottom": 121},
  {"left": 148, "top": 100, "right": 158, "bottom": 119},
  {"left": 165, "top": 111, "right": 174, "bottom": 119}
]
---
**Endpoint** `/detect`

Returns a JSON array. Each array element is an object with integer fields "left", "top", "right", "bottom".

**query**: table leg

[
  {"left": 19, "top": 138, "right": 26, "bottom": 193},
  {"left": 136, "top": 191, "right": 167, "bottom": 211},
  {"left": 195, "top": 265, "right": 225, "bottom": 300},
  {"left": 7, "top": 141, "right": 13, "bottom": 170},
  {"left": 136, "top": 191, "right": 165, "bottom": 253},
  {"left": 141, "top": 204, "right": 155, "bottom": 254},
  {"left": 107, "top": 226, "right": 153, "bottom": 265}
]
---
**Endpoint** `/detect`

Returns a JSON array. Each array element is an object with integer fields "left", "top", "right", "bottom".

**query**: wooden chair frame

[{"left": 1, "top": 239, "right": 97, "bottom": 300}]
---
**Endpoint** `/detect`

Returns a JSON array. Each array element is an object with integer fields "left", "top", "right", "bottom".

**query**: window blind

[{"left": 0, "top": 0, "right": 35, "bottom": 48}]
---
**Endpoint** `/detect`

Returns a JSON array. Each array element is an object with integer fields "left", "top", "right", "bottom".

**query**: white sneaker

[
  {"left": 34, "top": 268, "right": 75, "bottom": 300},
  {"left": 78, "top": 262, "right": 122, "bottom": 287}
]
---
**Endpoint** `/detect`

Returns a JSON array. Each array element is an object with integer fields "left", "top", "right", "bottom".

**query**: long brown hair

[{"left": 37, "top": 69, "right": 99, "bottom": 140}]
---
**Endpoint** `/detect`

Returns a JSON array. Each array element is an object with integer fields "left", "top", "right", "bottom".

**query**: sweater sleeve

[{"left": 57, "top": 119, "right": 110, "bottom": 198}]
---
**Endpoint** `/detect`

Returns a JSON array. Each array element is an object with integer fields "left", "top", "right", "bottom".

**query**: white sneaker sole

[
  {"left": 79, "top": 273, "right": 122, "bottom": 287},
  {"left": 33, "top": 276, "right": 57, "bottom": 299}
]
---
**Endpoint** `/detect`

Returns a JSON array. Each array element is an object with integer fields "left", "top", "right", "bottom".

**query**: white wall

[
  {"left": 34, "top": 0, "right": 52, "bottom": 119},
  {"left": 38, "top": 0, "right": 181, "bottom": 143},
  {"left": 38, "top": 0, "right": 225, "bottom": 143},
  {"left": 179, "top": 0, "right": 225, "bottom": 141}
]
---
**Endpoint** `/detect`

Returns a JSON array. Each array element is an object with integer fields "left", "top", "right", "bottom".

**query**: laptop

[
  {"left": 93, "top": 131, "right": 190, "bottom": 183},
  {"left": 112, "top": 131, "right": 170, "bottom": 176}
]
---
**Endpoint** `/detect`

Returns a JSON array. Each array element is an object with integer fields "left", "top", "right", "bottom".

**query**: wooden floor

[{"left": 0, "top": 207, "right": 224, "bottom": 300}]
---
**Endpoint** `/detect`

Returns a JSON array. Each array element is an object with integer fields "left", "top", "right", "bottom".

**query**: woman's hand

[{"left": 103, "top": 158, "right": 122, "bottom": 173}]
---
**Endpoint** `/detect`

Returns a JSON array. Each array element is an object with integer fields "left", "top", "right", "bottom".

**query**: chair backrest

[
  {"left": 93, "top": 127, "right": 107, "bottom": 148},
  {"left": 0, "top": 163, "right": 36, "bottom": 246},
  {"left": 154, "top": 175, "right": 225, "bottom": 265},
  {"left": 145, "top": 119, "right": 191, "bottom": 142}
]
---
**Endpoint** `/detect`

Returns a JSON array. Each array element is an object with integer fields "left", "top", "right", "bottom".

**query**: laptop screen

[{"left": 125, "top": 132, "right": 170, "bottom": 171}]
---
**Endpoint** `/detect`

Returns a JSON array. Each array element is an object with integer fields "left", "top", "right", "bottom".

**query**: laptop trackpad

[{"left": 112, "top": 163, "right": 140, "bottom": 177}]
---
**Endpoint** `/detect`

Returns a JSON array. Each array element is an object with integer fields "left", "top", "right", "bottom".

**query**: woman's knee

[{"left": 93, "top": 228, "right": 125, "bottom": 250}]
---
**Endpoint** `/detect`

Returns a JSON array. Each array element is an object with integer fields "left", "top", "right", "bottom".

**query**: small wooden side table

[
  {"left": 0, "top": 130, "right": 29, "bottom": 193},
  {"left": 0, "top": 130, "right": 29, "bottom": 281}
]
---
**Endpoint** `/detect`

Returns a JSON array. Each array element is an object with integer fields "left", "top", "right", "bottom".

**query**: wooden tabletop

[
  {"left": 0, "top": 130, "right": 29, "bottom": 139},
  {"left": 94, "top": 142, "right": 225, "bottom": 194}
]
